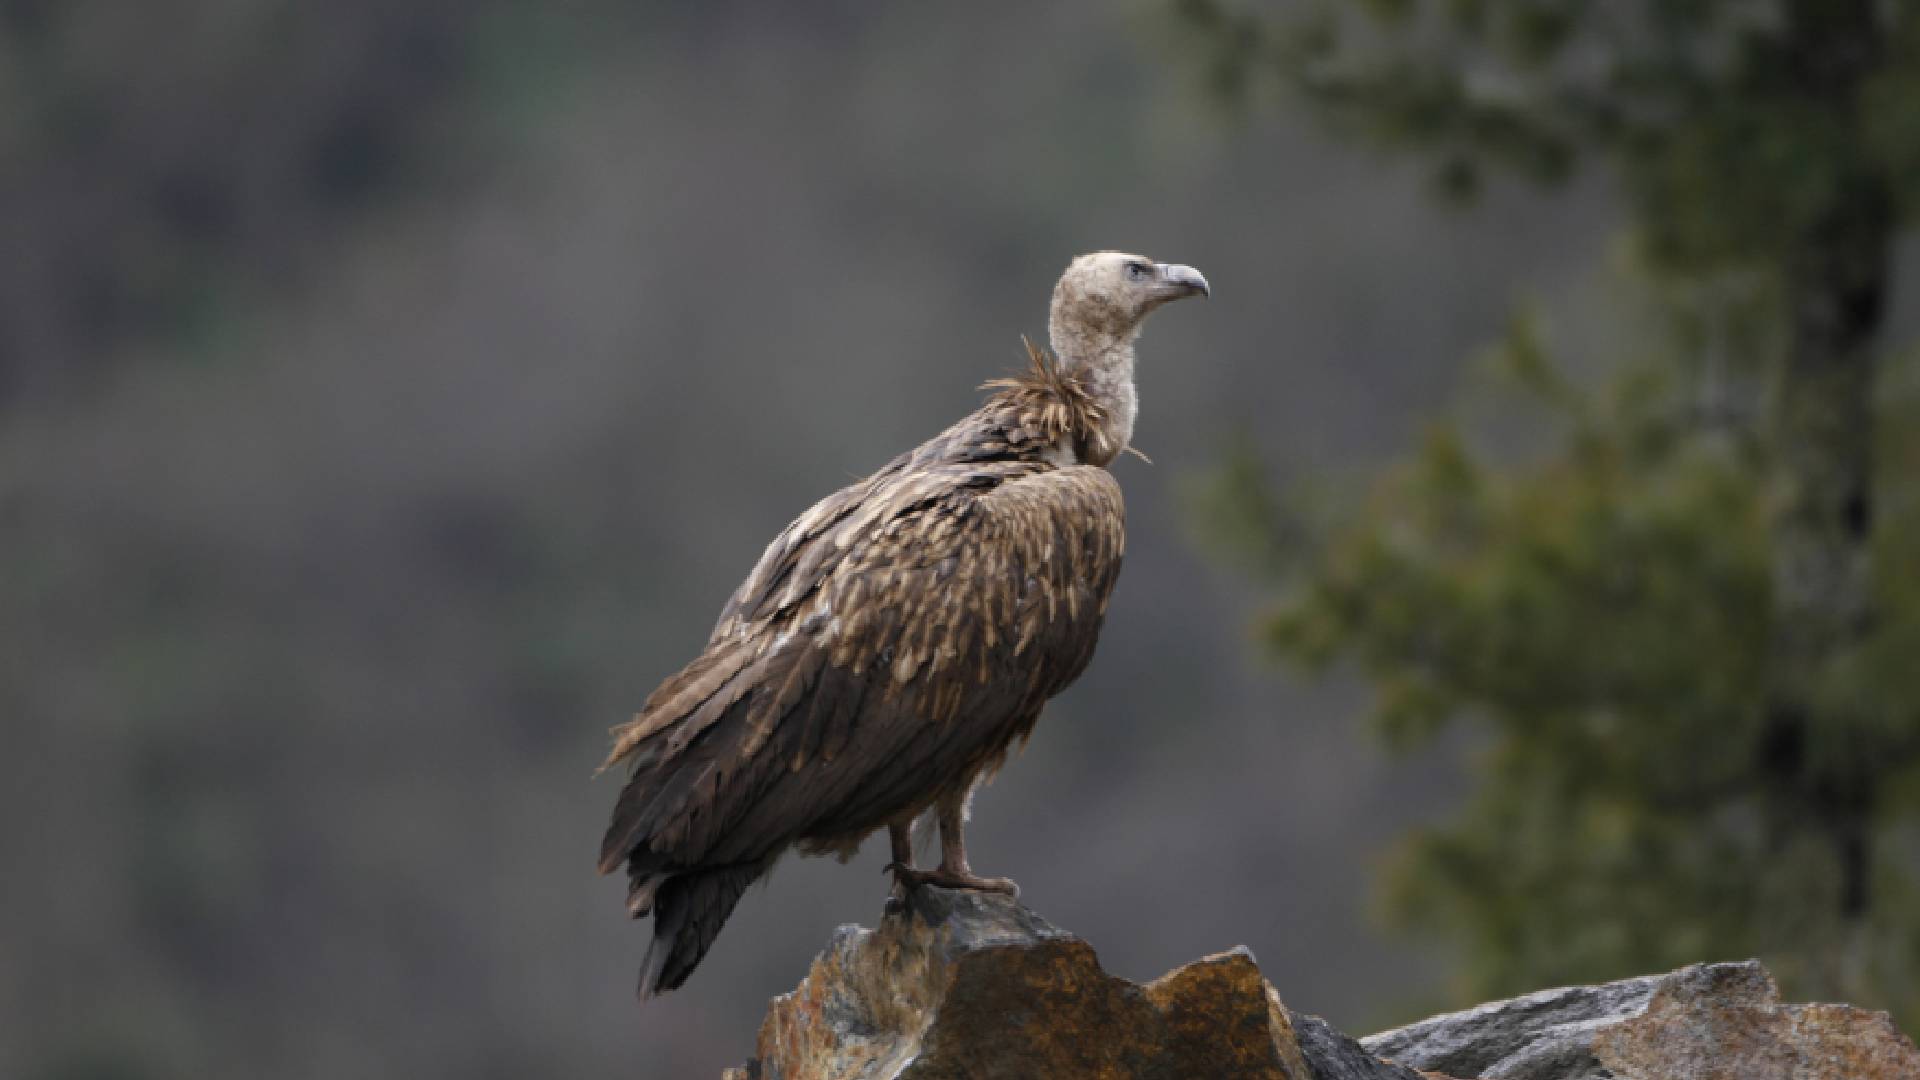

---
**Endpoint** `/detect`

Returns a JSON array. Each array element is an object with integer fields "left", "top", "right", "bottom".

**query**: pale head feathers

[
  {"left": 1047, "top": 250, "right": 1208, "bottom": 369},
  {"left": 1035, "top": 251, "right": 1208, "bottom": 466}
]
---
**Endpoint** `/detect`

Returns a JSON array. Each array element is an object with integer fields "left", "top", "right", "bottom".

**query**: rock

[
  {"left": 1362, "top": 959, "right": 1920, "bottom": 1080},
  {"left": 725, "top": 894, "right": 1920, "bottom": 1080},
  {"left": 725, "top": 886, "right": 1422, "bottom": 1080}
]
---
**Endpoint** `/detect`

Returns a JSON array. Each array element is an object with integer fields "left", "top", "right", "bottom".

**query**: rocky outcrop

[
  {"left": 722, "top": 886, "right": 1418, "bottom": 1080},
  {"left": 727, "top": 890, "right": 1920, "bottom": 1080},
  {"left": 1365, "top": 958, "right": 1920, "bottom": 1080}
]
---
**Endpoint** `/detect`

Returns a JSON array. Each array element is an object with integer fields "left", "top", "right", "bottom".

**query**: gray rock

[
  {"left": 1362, "top": 959, "right": 1920, "bottom": 1080},
  {"left": 1287, "top": 1008, "right": 1428, "bottom": 1080},
  {"left": 1361, "top": 966, "right": 1671, "bottom": 1080}
]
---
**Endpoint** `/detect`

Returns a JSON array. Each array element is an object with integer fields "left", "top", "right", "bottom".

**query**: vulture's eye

[{"left": 1126, "top": 262, "right": 1149, "bottom": 281}]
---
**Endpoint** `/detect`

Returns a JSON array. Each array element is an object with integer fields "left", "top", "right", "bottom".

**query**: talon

[
  {"left": 963, "top": 875, "right": 1019, "bottom": 898},
  {"left": 887, "top": 865, "right": 1020, "bottom": 897},
  {"left": 882, "top": 859, "right": 915, "bottom": 914}
]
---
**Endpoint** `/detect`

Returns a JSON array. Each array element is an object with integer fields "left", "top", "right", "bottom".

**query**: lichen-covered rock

[
  {"left": 725, "top": 887, "right": 1421, "bottom": 1080},
  {"left": 1362, "top": 959, "right": 1920, "bottom": 1080}
]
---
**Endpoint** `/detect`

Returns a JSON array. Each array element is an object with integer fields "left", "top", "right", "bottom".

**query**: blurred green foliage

[
  {"left": 1178, "top": 0, "right": 1920, "bottom": 1021},
  {"left": 1202, "top": 318, "right": 1920, "bottom": 1012},
  {"left": 1174, "top": 0, "right": 1920, "bottom": 250}
]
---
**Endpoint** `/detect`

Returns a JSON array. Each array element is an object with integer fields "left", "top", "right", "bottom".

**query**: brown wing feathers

[{"left": 598, "top": 357, "right": 1125, "bottom": 997}]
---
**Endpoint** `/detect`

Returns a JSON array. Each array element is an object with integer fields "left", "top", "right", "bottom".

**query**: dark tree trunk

[{"left": 1762, "top": 0, "right": 1888, "bottom": 920}]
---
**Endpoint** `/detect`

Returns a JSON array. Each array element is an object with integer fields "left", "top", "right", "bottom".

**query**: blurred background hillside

[{"left": 8, "top": 2, "right": 1913, "bottom": 1078}]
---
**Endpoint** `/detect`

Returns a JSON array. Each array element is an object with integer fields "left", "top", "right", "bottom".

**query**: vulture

[{"left": 598, "top": 251, "right": 1210, "bottom": 995}]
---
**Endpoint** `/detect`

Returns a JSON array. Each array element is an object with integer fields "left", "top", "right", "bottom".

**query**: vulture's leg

[
  {"left": 888, "top": 819, "right": 915, "bottom": 867},
  {"left": 882, "top": 819, "right": 917, "bottom": 909},
  {"left": 886, "top": 788, "right": 1018, "bottom": 896},
  {"left": 933, "top": 789, "right": 1019, "bottom": 894}
]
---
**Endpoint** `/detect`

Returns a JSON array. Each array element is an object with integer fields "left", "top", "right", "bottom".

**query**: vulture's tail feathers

[
  {"left": 639, "top": 863, "right": 762, "bottom": 997},
  {"left": 596, "top": 713, "right": 747, "bottom": 875}
]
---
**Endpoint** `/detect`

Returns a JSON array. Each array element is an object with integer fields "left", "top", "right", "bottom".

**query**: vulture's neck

[{"left": 1048, "top": 318, "right": 1138, "bottom": 467}]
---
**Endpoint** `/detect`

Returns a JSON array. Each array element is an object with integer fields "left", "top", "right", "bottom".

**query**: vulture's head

[{"left": 1049, "top": 251, "right": 1209, "bottom": 358}]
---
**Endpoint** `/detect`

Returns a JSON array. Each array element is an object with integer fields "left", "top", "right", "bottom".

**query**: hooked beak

[{"left": 1156, "top": 262, "right": 1210, "bottom": 299}]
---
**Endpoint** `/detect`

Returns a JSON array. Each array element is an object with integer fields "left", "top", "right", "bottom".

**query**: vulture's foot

[
  {"left": 884, "top": 861, "right": 1019, "bottom": 898},
  {"left": 882, "top": 862, "right": 911, "bottom": 913}
]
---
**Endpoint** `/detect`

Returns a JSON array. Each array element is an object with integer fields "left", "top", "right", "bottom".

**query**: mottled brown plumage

[{"left": 598, "top": 252, "right": 1208, "bottom": 996}]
